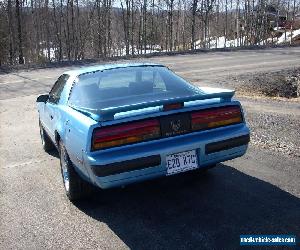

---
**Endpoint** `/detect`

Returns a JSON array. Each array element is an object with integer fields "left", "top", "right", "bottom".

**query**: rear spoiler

[{"left": 72, "top": 87, "right": 235, "bottom": 122}]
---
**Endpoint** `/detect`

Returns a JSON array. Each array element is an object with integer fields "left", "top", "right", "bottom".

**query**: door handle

[{"left": 50, "top": 115, "right": 53, "bottom": 120}]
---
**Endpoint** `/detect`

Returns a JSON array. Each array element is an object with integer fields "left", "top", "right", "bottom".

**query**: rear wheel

[
  {"left": 59, "top": 140, "right": 92, "bottom": 201},
  {"left": 39, "top": 120, "right": 54, "bottom": 152}
]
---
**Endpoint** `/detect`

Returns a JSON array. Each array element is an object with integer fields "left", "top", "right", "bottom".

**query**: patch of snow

[
  {"left": 195, "top": 36, "right": 247, "bottom": 49},
  {"left": 276, "top": 28, "right": 300, "bottom": 44},
  {"left": 273, "top": 27, "right": 284, "bottom": 31},
  {"left": 193, "top": 28, "right": 300, "bottom": 48},
  {"left": 42, "top": 48, "right": 56, "bottom": 60},
  {"left": 112, "top": 45, "right": 162, "bottom": 56}
]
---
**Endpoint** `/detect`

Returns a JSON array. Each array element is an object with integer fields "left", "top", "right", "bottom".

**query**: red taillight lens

[
  {"left": 92, "top": 119, "right": 161, "bottom": 150},
  {"left": 163, "top": 102, "right": 183, "bottom": 111},
  {"left": 191, "top": 106, "right": 242, "bottom": 131}
]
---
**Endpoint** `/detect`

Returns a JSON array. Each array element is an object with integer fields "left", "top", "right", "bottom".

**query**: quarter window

[{"left": 49, "top": 74, "right": 69, "bottom": 104}]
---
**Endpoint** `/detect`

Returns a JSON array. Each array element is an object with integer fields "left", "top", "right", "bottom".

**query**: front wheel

[{"left": 59, "top": 140, "right": 93, "bottom": 201}]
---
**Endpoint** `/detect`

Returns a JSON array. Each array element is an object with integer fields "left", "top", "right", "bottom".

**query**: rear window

[{"left": 69, "top": 66, "right": 203, "bottom": 110}]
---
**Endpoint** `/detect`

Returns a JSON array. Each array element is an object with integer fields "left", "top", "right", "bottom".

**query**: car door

[{"left": 43, "top": 74, "right": 70, "bottom": 142}]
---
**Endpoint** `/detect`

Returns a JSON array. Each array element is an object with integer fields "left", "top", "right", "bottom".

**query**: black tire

[
  {"left": 39, "top": 120, "right": 55, "bottom": 152},
  {"left": 59, "top": 140, "right": 93, "bottom": 201}
]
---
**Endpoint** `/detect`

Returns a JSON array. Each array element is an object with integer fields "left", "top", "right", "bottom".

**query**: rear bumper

[
  {"left": 205, "top": 134, "right": 250, "bottom": 154},
  {"left": 84, "top": 123, "right": 250, "bottom": 189},
  {"left": 91, "top": 155, "right": 161, "bottom": 177}
]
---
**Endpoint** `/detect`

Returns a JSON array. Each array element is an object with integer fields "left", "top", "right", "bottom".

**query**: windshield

[{"left": 69, "top": 66, "right": 203, "bottom": 110}]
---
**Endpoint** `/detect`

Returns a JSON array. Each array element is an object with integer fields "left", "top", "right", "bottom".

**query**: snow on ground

[
  {"left": 195, "top": 36, "right": 247, "bottom": 49},
  {"left": 276, "top": 28, "right": 300, "bottom": 44},
  {"left": 194, "top": 28, "right": 300, "bottom": 48},
  {"left": 42, "top": 48, "right": 56, "bottom": 60},
  {"left": 112, "top": 45, "right": 162, "bottom": 56},
  {"left": 211, "top": 36, "right": 246, "bottom": 48},
  {"left": 38, "top": 28, "right": 300, "bottom": 61}
]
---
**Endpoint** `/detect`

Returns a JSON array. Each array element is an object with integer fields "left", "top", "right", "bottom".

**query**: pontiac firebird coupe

[{"left": 37, "top": 63, "right": 250, "bottom": 201}]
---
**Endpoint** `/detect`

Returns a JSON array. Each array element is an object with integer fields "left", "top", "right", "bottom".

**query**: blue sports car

[{"left": 37, "top": 63, "right": 250, "bottom": 201}]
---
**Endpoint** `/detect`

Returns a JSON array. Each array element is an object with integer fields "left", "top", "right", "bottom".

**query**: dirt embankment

[{"left": 228, "top": 68, "right": 300, "bottom": 99}]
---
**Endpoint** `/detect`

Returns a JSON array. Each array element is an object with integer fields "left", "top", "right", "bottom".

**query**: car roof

[{"left": 64, "top": 62, "right": 165, "bottom": 77}]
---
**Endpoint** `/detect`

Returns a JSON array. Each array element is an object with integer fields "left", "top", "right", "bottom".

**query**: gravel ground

[
  {"left": 248, "top": 110, "right": 300, "bottom": 158},
  {"left": 189, "top": 66, "right": 300, "bottom": 160},
  {"left": 214, "top": 68, "right": 300, "bottom": 158}
]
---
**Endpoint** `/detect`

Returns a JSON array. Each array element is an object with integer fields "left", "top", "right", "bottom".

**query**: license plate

[{"left": 166, "top": 150, "right": 198, "bottom": 175}]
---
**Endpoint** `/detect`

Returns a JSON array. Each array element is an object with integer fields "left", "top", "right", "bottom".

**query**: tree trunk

[
  {"left": 52, "top": 0, "right": 62, "bottom": 61},
  {"left": 143, "top": 0, "right": 147, "bottom": 54},
  {"left": 16, "top": 0, "right": 24, "bottom": 64},
  {"left": 7, "top": 0, "right": 14, "bottom": 64},
  {"left": 191, "top": 0, "right": 198, "bottom": 49}
]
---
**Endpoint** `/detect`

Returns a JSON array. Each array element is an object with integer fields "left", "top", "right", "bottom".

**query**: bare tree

[
  {"left": 191, "top": 0, "right": 198, "bottom": 49},
  {"left": 121, "top": 0, "right": 131, "bottom": 55},
  {"left": 0, "top": 0, "right": 297, "bottom": 65},
  {"left": 7, "top": 0, "right": 15, "bottom": 64},
  {"left": 16, "top": 0, "right": 24, "bottom": 64}
]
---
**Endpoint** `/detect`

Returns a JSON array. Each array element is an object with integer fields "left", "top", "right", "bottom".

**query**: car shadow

[
  {"left": 48, "top": 149, "right": 59, "bottom": 158},
  {"left": 75, "top": 164, "right": 299, "bottom": 250}
]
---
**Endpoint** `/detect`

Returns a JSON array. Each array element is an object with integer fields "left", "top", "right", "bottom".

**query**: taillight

[
  {"left": 191, "top": 106, "right": 242, "bottom": 131},
  {"left": 163, "top": 102, "right": 183, "bottom": 111},
  {"left": 92, "top": 119, "right": 161, "bottom": 150}
]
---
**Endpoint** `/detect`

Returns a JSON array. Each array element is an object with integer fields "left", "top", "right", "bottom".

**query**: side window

[{"left": 48, "top": 74, "right": 69, "bottom": 104}]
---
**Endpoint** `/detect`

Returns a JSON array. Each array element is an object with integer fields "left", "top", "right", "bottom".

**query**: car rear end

[
  {"left": 83, "top": 101, "right": 249, "bottom": 189},
  {"left": 68, "top": 64, "right": 250, "bottom": 189}
]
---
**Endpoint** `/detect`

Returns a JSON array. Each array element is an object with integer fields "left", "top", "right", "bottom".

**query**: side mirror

[{"left": 36, "top": 94, "right": 49, "bottom": 103}]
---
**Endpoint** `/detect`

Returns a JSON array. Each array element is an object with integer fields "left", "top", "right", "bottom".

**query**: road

[
  {"left": 0, "top": 47, "right": 299, "bottom": 249},
  {"left": 1, "top": 46, "right": 300, "bottom": 100}
]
